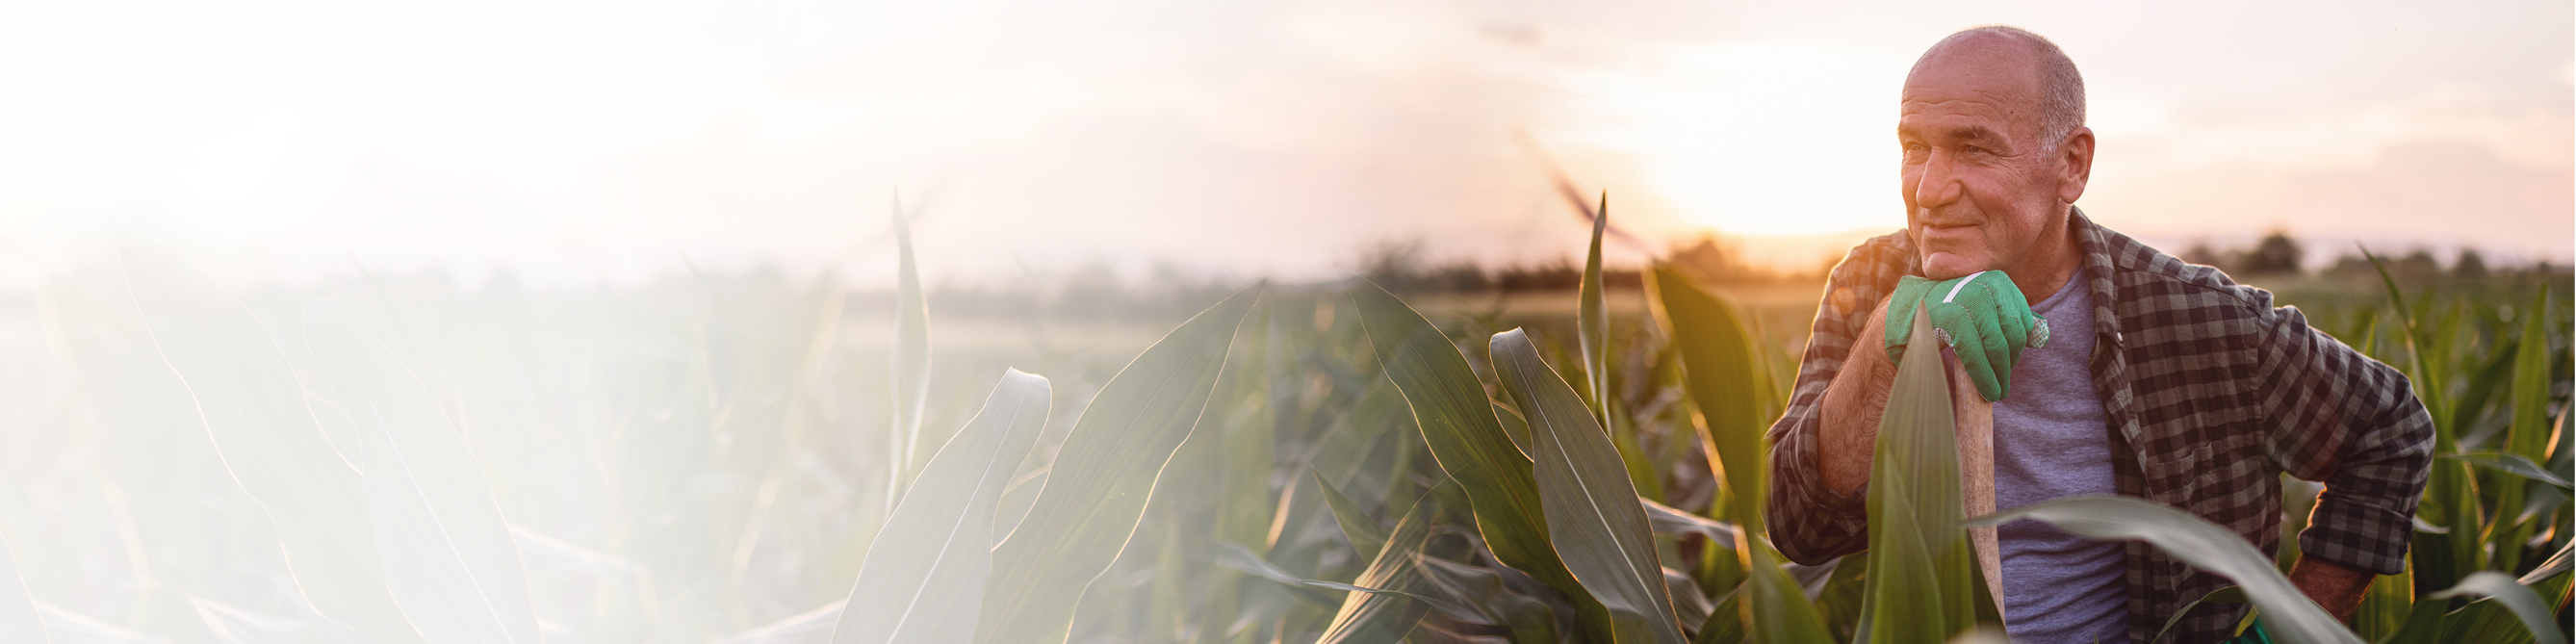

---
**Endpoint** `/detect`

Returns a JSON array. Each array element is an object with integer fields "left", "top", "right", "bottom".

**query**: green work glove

[{"left": 1882, "top": 270, "right": 2049, "bottom": 401}]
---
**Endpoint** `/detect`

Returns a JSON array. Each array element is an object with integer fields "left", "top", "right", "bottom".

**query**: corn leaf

[
  {"left": 1493, "top": 327, "right": 1687, "bottom": 644},
  {"left": 303, "top": 300, "right": 541, "bottom": 644},
  {"left": 1581, "top": 192, "right": 1611, "bottom": 426},
  {"left": 1643, "top": 266, "right": 1772, "bottom": 533},
  {"left": 0, "top": 533, "right": 42, "bottom": 644},
  {"left": 1739, "top": 536, "right": 1834, "bottom": 644},
  {"left": 1640, "top": 497, "right": 1739, "bottom": 545},
  {"left": 2491, "top": 289, "right": 2554, "bottom": 572},
  {"left": 117, "top": 237, "right": 424, "bottom": 642},
  {"left": 1415, "top": 556, "right": 1560, "bottom": 644},
  {"left": 975, "top": 286, "right": 1259, "bottom": 644},
  {"left": 2362, "top": 247, "right": 2483, "bottom": 588},
  {"left": 1314, "top": 469, "right": 1390, "bottom": 558},
  {"left": 1856, "top": 305, "right": 1996, "bottom": 644},
  {"left": 1350, "top": 282, "right": 1613, "bottom": 640},
  {"left": 835, "top": 370, "right": 1050, "bottom": 644},
  {"left": 2518, "top": 541, "right": 2571, "bottom": 585},
  {"left": 2426, "top": 571, "right": 2566, "bottom": 644},
  {"left": 1970, "top": 495, "right": 2363, "bottom": 644},
  {"left": 2445, "top": 452, "right": 2570, "bottom": 489},
  {"left": 1317, "top": 484, "right": 1442, "bottom": 644},
  {"left": 889, "top": 193, "right": 934, "bottom": 506}
]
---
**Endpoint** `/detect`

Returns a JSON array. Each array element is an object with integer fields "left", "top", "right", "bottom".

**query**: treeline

[
  {"left": 2182, "top": 231, "right": 2563, "bottom": 284},
  {"left": 1357, "top": 235, "right": 1828, "bottom": 294}
]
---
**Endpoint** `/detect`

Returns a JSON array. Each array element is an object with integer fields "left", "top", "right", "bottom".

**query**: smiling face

[{"left": 1898, "top": 33, "right": 2089, "bottom": 282}]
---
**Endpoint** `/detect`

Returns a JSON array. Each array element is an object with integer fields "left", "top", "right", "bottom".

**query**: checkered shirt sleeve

[{"left": 1765, "top": 232, "right": 1916, "bottom": 565}]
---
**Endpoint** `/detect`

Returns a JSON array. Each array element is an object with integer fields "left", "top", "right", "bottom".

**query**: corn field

[{"left": 0, "top": 213, "right": 2564, "bottom": 644}]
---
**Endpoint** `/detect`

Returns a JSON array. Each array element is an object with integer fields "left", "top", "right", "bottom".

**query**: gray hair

[{"left": 1934, "top": 26, "right": 2086, "bottom": 153}]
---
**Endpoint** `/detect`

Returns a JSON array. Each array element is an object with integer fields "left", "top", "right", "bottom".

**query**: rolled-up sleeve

[
  {"left": 2250, "top": 301, "right": 2434, "bottom": 576},
  {"left": 1766, "top": 237, "right": 1907, "bottom": 565}
]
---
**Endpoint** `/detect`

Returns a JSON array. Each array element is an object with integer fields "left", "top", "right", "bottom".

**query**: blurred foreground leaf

[
  {"left": 304, "top": 300, "right": 541, "bottom": 643},
  {"left": 118, "top": 237, "right": 423, "bottom": 642},
  {"left": 0, "top": 533, "right": 42, "bottom": 643},
  {"left": 1971, "top": 496, "right": 2362, "bottom": 644},
  {"left": 835, "top": 370, "right": 1050, "bottom": 644},
  {"left": 974, "top": 286, "right": 1259, "bottom": 644}
]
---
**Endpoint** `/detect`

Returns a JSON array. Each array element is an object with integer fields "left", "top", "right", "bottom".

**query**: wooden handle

[{"left": 1945, "top": 353, "right": 2004, "bottom": 623}]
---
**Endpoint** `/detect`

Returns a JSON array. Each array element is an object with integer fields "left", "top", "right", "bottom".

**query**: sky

[{"left": 0, "top": 0, "right": 2563, "bottom": 288}]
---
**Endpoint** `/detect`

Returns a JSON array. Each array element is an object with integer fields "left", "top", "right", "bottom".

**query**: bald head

[
  {"left": 1910, "top": 26, "right": 2085, "bottom": 153},
  {"left": 1895, "top": 25, "right": 2097, "bottom": 286}
]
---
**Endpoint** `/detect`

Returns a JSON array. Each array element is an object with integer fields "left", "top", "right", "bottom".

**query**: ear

[{"left": 2056, "top": 126, "right": 2095, "bottom": 205}]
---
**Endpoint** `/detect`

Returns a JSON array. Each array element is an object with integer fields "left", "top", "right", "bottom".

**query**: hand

[{"left": 1881, "top": 270, "right": 2048, "bottom": 401}]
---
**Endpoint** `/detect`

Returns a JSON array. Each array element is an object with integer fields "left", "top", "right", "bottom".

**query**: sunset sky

[{"left": 0, "top": 0, "right": 2563, "bottom": 287}]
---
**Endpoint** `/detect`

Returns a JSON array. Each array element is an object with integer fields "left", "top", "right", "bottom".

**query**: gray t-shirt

[{"left": 1992, "top": 275, "right": 2128, "bottom": 643}]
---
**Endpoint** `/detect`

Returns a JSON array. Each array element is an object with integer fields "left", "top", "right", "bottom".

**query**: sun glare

[{"left": 1569, "top": 44, "right": 1915, "bottom": 237}]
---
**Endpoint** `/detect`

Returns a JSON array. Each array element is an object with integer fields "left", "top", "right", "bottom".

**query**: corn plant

[{"left": 0, "top": 201, "right": 2563, "bottom": 644}]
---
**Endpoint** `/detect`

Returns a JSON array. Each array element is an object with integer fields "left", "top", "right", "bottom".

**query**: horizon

[{"left": 0, "top": 0, "right": 2562, "bottom": 290}]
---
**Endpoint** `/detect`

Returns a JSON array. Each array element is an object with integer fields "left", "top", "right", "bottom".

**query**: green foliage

[
  {"left": 1494, "top": 327, "right": 1688, "bottom": 643},
  {"left": 1855, "top": 306, "right": 1997, "bottom": 643},
  {"left": 834, "top": 370, "right": 1049, "bottom": 644},
  {"left": 972, "top": 287, "right": 1257, "bottom": 644},
  {"left": 2, "top": 223, "right": 2562, "bottom": 644}
]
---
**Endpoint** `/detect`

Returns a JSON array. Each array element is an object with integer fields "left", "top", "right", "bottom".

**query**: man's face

[{"left": 1897, "top": 42, "right": 2067, "bottom": 279}]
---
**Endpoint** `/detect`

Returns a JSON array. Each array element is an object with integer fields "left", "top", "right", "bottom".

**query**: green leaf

[
  {"left": 1581, "top": 192, "right": 1611, "bottom": 427},
  {"left": 974, "top": 287, "right": 1259, "bottom": 644},
  {"left": 303, "top": 300, "right": 541, "bottom": 644},
  {"left": 1415, "top": 556, "right": 1561, "bottom": 644},
  {"left": 1350, "top": 282, "right": 1613, "bottom": 640},
  {"left": 835, "top": 370, "right": 1050, "bottom": 644},
  {"left": 1314, "top": 469, "right": 1389, "bottom": 558},
  {"left": 2516, "top": 541, "right": 2570, "bottom": 585},
  {"left": 889, "top": 193, "right": 934, "bottom": 507},
  {"left": 2426, "top": 571, "right": 2565, "bottom": 644},
  {"left": 2154, "top": 586, "right": 2246, "bottom": 643},
  {"left": 0, "top": 533, "right": 42, "bottom": 644},
  {"left": 116, "top": 237, "right": 423, "bottom": 642},
  {"left": 1639, "top": 497, "right": 1739, "bottom": 545},
  {"left": 1857, "top": 305, "right": 1993, "bottom": 643},
  {"left": 1493, "top": 327, "right": 1687, "bottom": 644},
  {"left": 2491, "top": 289, "right": 2555, "bottom": 572},
  {"left": 1739, "top": 536, "right": 1834, "bottom": 644},
  {"left": 1318, "top": 484, "right": 1443, "bottom": 644},
  {"left": 1200, "top": 541, "right": 1341, "bottom": 607},
  {"left": 2360, "top": 246, "right": 2483, "bottom": 589},
  {"left": 1643, "top": 266, "right": 1773, "bottom": 533},
  {"left": 1692, "top": 586, "right": 1744, "bottom": 644},
  {"left": 2445, "top": 452, "right": 2570, "bottom": 489},
  {"left": 1969, "top": 496, "right": 2363, "bottom": 644}
]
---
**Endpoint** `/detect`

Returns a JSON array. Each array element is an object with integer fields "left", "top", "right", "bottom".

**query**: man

[{"left": 1764, "top": 26, "right": 2433, "bottom": 644}]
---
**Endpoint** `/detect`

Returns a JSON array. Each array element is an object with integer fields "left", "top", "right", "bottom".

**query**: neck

[{"left": 2007, "top": 208, "right": 2082, "bottom": 302}]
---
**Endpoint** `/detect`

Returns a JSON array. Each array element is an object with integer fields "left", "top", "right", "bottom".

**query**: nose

[{"left": 1914, "top": 148, "right": 1963, "bottom": 214}]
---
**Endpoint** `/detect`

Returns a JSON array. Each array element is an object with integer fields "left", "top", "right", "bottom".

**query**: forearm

[
  {"left": 1817, "top": 303, "right": 1895, "bottom": 497},
  {"left": 2288, "top": 555, "right": 2373, "bottom": 621}
]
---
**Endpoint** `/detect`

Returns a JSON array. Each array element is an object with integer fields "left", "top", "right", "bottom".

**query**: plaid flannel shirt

[{"left": 1765, "top": 210, "right": 2434, "bottom": 644}]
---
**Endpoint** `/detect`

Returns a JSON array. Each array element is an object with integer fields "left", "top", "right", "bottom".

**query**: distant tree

[
  {"left": 2180, "top": 241, "right": 2228, "bottom": 270},
  {"left": 1669, "top": 235, "right": 1752, "bottom": 283},
  {"left": 1357, "top": 239, "right": 1431, "bottom": 292},
  {"left": 2393, "top": 248, "right": 2441, "bottom": 282},
  {"left": 2236, "top": 231, "right": 2305, "bottom": 275},
  {"left": 2452, "top": 248, "right": 2490, "bottom": 281}
]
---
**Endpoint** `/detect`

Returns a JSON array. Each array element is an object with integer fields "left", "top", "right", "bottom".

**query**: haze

[{"left": 0, "top": 0, "right": 2563, "bottom": 288}]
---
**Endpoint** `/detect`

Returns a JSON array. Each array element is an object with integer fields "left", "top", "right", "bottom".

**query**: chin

[{"left": 1917, "top": 251, "right": 1991, "bottom": 280}]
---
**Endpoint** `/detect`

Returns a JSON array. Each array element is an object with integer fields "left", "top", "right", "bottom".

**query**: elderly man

[{"left": 1764, "top": 26, "right": 2433, "bottom": 644}]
